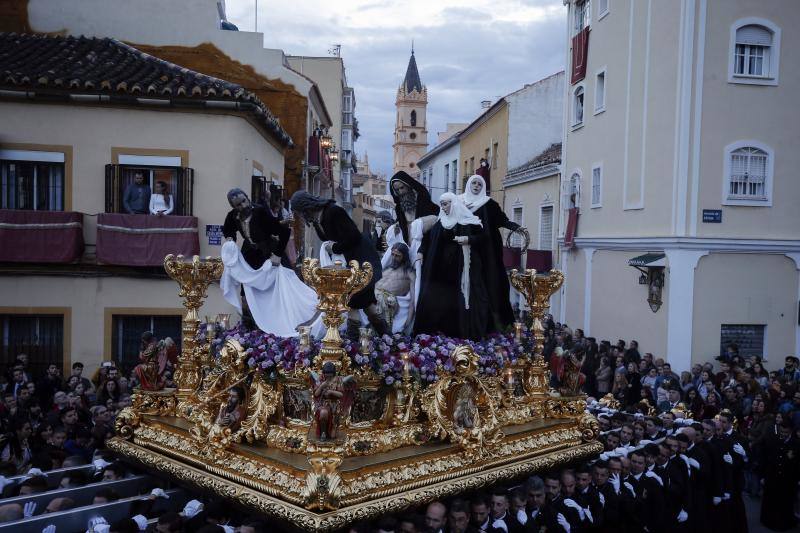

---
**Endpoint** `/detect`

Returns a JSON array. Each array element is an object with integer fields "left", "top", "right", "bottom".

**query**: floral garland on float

[{"left": 201, "top": 325, "right": 535, "bottom": 387}]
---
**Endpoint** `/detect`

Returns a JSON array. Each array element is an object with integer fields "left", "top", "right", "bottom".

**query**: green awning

[{"left": 628, "top": 253, "right": 665, "bottom": 267}]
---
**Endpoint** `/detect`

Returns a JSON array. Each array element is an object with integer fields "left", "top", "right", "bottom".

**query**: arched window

[
  {"left": 562, "top": 171, "right": 581, "bottom": 213},
  {"left": 723, "top": 141, "right": 773, "bottom": 206},
  {"left": 569, "top": 172, "right": 581, "bottom": 209},
  {"left": 729, "top": 19, "right": 780, "bottom": 85},
  {"left": 410, "top": 110, "right": 417, "bottom": 127},
  {"left": 572, "top": 86, "right": 585, "bottom": 127}
]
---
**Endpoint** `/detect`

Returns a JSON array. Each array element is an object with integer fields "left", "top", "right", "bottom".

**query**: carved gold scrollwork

[
  {"left": 421, "top": 346, "right": 504, "bottom": 458},
  {"left": 303, "top": 443, "right": 344, "bottom": 511}
]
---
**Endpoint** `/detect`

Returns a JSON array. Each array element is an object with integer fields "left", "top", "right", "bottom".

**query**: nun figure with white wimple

[
  {"left": 414, "top": 193, "right": 490, "bottom": 339},
  {"left": 460, "top": 174, "right": 524, "bottom": 332}
]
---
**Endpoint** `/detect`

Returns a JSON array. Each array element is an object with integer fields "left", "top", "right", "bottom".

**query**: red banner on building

[
  {"left": 96, "top": 213, "right": 199, "bottom": 266},
  {"left": 571, "top": 27, "right": 590, "bottom": 84},
  {"left": 564, "top": 208, "right": 579, "bottom": 249},
  {"left": 0, "top": 209, "right": 84, "bottom": 263}
]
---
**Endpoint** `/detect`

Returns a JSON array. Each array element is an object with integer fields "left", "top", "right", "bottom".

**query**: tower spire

[{"left": 402, "top": 48, "right": 423, "bottom": 94}]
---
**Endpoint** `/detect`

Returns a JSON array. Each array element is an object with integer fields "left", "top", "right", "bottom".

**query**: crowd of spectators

[
  {"left": 341, "top": 321, "right": 800, "bottom": 533},
  {"left": 2, "top": 320, "right": 800, "bottom": 532}
]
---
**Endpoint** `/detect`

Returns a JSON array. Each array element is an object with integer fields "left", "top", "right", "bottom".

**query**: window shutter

[
  {"left": 736, "top": 25, "right": 772, "bottom": 46},
  {"left": 104, "top": 163, "right": 120, "bottom": 213},
  {"left": 540, "top": 206, "right": 553, "bottom": 251},
  {"left": 178, "top": 167, "right": 194, "bottom": 216}
]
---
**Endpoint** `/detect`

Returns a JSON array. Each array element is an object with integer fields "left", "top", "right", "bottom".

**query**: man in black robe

[
  {"left": 290, "top": 190, "right": 387, "bottom": 337},
  {"left": 223, "top": 188, "right": 289, "bottom": 269},
  {"left": 223, "top": 188, "right": 289, "bottom": 328},
  {"left": 415, "top": 193, "right": 488, "bottom": 339},
  {"left": 461, "top": 175, "right": 524, "bottom": 333},
  {"left": 389, "top": 171, "right": 439, "bottom": 245},
  {"left": 760, "top": 419, "right": 800, "bottom": 531}
]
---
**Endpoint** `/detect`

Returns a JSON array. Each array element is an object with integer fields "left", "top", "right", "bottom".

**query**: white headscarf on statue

[
  {"left": 438, "top": 193, "right": 482, "bottom": 309},
  {"left": 461, "top": 174, "right": 491, "bottom": 212}
]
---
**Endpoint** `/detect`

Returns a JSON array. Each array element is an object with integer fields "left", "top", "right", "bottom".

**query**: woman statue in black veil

[
  {"left": 414, "top": 193, "right": 489, "bottom": 339},
  {"left": 461, "top": 174, "right": 527, "bottom": 332}
]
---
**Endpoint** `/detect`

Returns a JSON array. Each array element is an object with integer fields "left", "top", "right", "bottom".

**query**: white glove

[
  {"left": 684, "top": 418, "right": 695, "bottom": 425},
  {"left": 624, "top": 482, "right": 636, "bottom": 497},
  {"left": 584, "top": 507, "right": 594, "bottom": 524},
  {"left": 0, "top": 475, "right": 14, "bottom": 490},
  {"left": 599, "top": 452, "right": 610, "bottom": 461},
  {"left": 723, "top": 453, "right": 733, "bottom": 465},
  {"left": 86, "top": 517, "right": 109, "bottom": 533},
  {"left": 563, "top": 499, "right": 585, "bottom": 521},
  {"left": 182, "top": 499, "right": 204, "bottom": 518},
  {"left": 713, "top": 496, "right": 722, "bottom": 505},
  {"left": 24, "top": 501, "right": 37, "bottom": 518},
  {"left": 42, "top": 526, "right": 56, "bottom": 533},
  {"left": 557, "top": 513, "right": 571, "bottom": 533},
  {"left": 131, "top": 515, "right": 148, "bottom": 531},
  {"left": 517, "top": 508, "right": 528, "bottom": 525},
  {"left": 645, "top": 471, "right": 664, "bottom": 486},
  {"left": 93, "top": 459, "right": 112, "bottom": 473},
  {"left": 723, "top": 492, "right": 730, "bottom": 500},
  {"left": 677, "top": 509, "right": 688, "bottom": 523},
  {"left": 610, "top": 473, "right": 621, "bottom": 494},
  {"left": 687, "top": 457, "right": 700, "bottom": 469},
  {"left": 639, "top": 439, "right": 653, "bottom": 446},
  {"left": 598, "top": 491, "right": 605, "bottom": 508},
  {"left": 733, "top": 443, "right": 747, "bottom": 459},
  {"left": 492, "top": 518, "right": 508, "bottom": 532},
  {"left": 614, "top": 447, "right": 629, "bottom": 457},
  {"left": 25, "top": 468, "right": 44, "bottom": 479},
  {"left": 150, "top": 488, "right": 169, "bottom": 499},
  {"left": 221, "top": 526, "right": 235, "bottom": 533}
]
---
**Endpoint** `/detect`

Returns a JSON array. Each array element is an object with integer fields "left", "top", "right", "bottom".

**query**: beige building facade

[
  {"left": 458, "top": 101, "right": 509, "bottom": 204},
  {"left": 561, "top": 0, "right": 800, "bottom": 370},
  {"left": 0, "top": 35, "right": 288, "bottom": 376}
]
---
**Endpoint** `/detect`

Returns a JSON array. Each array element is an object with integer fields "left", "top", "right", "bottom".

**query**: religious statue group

[{"left": 219, "top": 171, "right": 526, "bottom": 342}]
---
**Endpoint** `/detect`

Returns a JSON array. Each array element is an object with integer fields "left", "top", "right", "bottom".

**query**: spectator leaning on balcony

[
  {"left": 149, "top": 180, "right": 174, "bottom": 216},
  {"left": 123, "top": 171, "right": 151, "bottom": 214}
]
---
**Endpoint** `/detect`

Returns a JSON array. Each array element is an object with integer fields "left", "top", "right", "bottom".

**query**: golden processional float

[{"left": 108, "top": 254, "right": 602, "bottom": 531}]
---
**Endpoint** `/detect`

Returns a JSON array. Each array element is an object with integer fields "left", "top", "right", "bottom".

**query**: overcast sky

[{"left": 225, "top": 0, "right": 567, "bottom": 177}]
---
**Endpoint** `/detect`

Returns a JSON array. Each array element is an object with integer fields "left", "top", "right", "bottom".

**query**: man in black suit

[
  {"left": 624, "top": 449, "right": 666, "bottom": 532},
  {"left": 760, "top": 419, "right": 800, "bottom": 531},
  {"left": 718, "top": 410, "right": 749, "bottom": 533},
  {"left": 659, "top": 437, "right": 691, "bottom": 531},
  {"left": 591, "top": 461, "right": 621, "bottom": 532}
]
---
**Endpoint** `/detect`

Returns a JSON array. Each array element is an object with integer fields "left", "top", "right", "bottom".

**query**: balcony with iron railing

[{"left": 0, "top": 165, "right": 200, "bottom": 269}]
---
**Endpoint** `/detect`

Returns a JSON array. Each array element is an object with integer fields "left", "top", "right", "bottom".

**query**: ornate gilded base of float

[
  {"left": 115, "top": 256, "right": 601, "bottom": 531},
  {"left": 109, "top": 412, "right": 601, "bottom": 531}
]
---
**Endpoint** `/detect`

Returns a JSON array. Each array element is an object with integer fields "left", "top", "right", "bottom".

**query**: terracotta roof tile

[
  {"left": 0, "top": 32, "right": 292, "bottom": 147},
  {"left": 506, "top": 143, "right": 562, "bottom": 179}
]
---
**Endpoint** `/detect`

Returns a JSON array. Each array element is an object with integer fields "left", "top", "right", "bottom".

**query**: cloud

[{"left": 226, "top": 0, "right": 566, "bottom": 177}]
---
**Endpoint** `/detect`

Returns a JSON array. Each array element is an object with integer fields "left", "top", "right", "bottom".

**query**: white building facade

[
  {"left": 561, "top": 0, "right": 800, "bottom": 370},
  {"left": 418, "top": 134, "right": 462, "bottom": 203}
]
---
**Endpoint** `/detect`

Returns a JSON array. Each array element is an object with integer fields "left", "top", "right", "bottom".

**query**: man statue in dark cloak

[
  {"left": 388, "top": 171, "right": 439, "bottom": 246},
  {"left": 460, "top": 174, "right": 526, "bottom": 332},
  {"left": 223, "top": 188, "right": 290, "bottom": 328},
  {"left": 290, "top": 190, "right": 388, "bottom": 337},
  {"left": 414, "top": 193, "right": 489, "bottom": 339},
  {"left": 223, "top": 188, "right": 289, "bottom": 270}
]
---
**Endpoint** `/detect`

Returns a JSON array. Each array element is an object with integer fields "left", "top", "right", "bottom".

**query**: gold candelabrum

[
  {"left": 164, "top": 254, "right": 224, "bottom": 405},
  {"left": 509, "top": 269, "right": 565, "bottom": 397},
  {"left": 301, "top": 258, "right": 372, "bottom": 371}
]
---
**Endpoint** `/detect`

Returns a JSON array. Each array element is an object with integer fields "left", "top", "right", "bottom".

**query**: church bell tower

[{"left": 393, "top": 47, "right": 428, "bottom": 177}]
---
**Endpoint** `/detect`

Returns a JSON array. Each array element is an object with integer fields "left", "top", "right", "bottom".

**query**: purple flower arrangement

[{"left": 204, "top": 324, "right": 536, "bottom": 388}]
